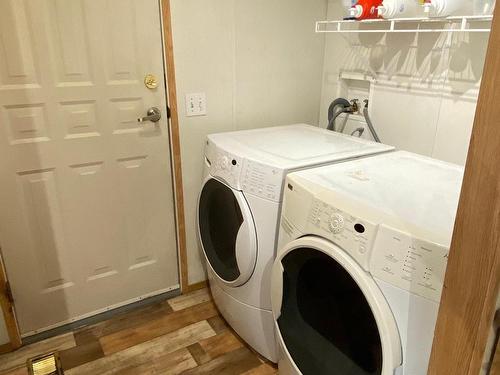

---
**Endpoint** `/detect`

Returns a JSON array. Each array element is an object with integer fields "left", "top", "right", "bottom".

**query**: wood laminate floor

[{"left": 0, "top": 288, "right": 278, "bottom": 375}]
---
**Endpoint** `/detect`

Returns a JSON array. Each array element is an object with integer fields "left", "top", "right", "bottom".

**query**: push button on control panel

[{"left": 354, "top": 223, "right": 365, "bottom": 233}]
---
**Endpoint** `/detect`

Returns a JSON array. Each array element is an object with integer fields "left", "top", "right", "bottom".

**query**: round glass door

[
  {"left": 198, "top": 178, "right": 257, "bottom": 286},
  {"left": 272, "top": 237, "right": 401, "bottom": 375}
]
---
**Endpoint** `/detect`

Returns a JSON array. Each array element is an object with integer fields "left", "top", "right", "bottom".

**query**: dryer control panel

[
  {"left": 307, "top": 198, "right": 377, "bottom": 271},
  {"left": 205, "top": 140, "right": 283, "bottom": 201},
  {"left": 206, "top": 141, "right": 243, "bottom": 189},
  {"left": 370, "top": 225, "right": 448, "bottom": 302},
  {"left": 241, "top": 159, "right": 283, "bottom": 202}
]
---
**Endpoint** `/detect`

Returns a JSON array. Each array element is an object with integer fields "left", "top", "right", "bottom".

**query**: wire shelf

[{"left": 316, "top": 15, "right": 493, "bottom": 34}]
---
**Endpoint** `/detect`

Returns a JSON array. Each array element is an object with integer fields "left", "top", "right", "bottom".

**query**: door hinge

[
  {"left": 4, "top": 281, "right": 14, "bottom": 304},
  {"left": 167, "top": 105, "right": 171, "bottom": 119}
]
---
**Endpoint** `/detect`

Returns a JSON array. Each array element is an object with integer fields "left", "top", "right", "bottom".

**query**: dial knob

[
  {"left": 328, "top": 213, "right": 344, "bottom": 234},
  {"left": 219, "top": 156, "right": 229, "bottom": 170}
]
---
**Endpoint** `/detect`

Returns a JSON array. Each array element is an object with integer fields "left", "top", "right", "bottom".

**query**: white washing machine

[
  {"left": 197, "top": 124, "right": 394, "bottom": 362},
  {"left": 271, "top": 151, "right": 464, "bottom": 374}
]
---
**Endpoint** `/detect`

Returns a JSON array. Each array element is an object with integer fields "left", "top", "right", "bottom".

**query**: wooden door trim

[
  {"left": 0, "top": 254, "right": 21, "bottom": 350},
  {"left": 428, "top": 5, "right": 500, "bottom": 374},
  {"left": 160, "top": 0, "right": 189, "bottom": 293},
  {"left": 184, "top": 281, "right": 208, "bottom": 294}
]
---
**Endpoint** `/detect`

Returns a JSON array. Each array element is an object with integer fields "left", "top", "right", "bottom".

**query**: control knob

[
  {"left": 328, "top": 213, "right": 344, "bottom": 234},
  {"left": 219, "top": 156, "right": 229, "bottom": 170}
]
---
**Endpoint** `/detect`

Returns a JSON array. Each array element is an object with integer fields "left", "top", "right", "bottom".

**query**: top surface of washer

[
  {"left": 289, "top": 151, "right": 464, "bottom": 242},
  {"left": 207, "top": 124, "right": 394, "bottom": 170}
]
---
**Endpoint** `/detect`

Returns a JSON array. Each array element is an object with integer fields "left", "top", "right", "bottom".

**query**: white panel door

[{"left": 0, "top": 0, "right": 179, "bottom": 336}]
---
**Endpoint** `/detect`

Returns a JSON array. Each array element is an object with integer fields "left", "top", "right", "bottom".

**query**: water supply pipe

[
  {"left": 362, "top": 99, "right": 381, "bottom": 143},
  {"left": 327, "top": 98, "right": 354, "bottom": 132}
]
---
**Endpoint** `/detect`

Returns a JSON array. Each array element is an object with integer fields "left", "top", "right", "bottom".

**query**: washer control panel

[
  {"left": 207, "top": 144, "right": 243, "bottom": 188},
  {"left": 371, "top": 225, "right": 448, "bottom": 302},
  {"left": 240, "top": 159, "right": 283, "bottom": 202},
  {"left": 307, "top": 198, "right": 376, "bottom": 270}
]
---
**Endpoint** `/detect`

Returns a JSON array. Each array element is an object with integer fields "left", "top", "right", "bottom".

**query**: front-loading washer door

[
  {"left": 271, "top": 237, "right": 402, "bottom": 375},
  {"left": 198, "top": 177, "right": 257, "bottom": 287}
]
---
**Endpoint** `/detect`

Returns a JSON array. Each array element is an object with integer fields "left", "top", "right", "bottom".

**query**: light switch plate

[{"left": 185, "top": 93, "right": 207, "bottom": 117}]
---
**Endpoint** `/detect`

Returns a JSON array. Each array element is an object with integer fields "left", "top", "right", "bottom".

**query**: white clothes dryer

[
  {"left": 272, "top": 151, "right": 464, "bottom": 374},
  {"left": 197, "top": 124, "right": 394, "bottom": 362}
]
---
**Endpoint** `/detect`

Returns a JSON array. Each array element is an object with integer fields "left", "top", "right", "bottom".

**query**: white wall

[
  {"left": 319, "top": 1, "right": 488, "bottom": 166},
  {"left": 170, "top": 0, "right": 328, "bottom": 284}
]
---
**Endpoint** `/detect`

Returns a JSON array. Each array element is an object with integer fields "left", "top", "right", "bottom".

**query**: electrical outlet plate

[{"left": 185, "top": 93, "right": 207, "bottom": 117}]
